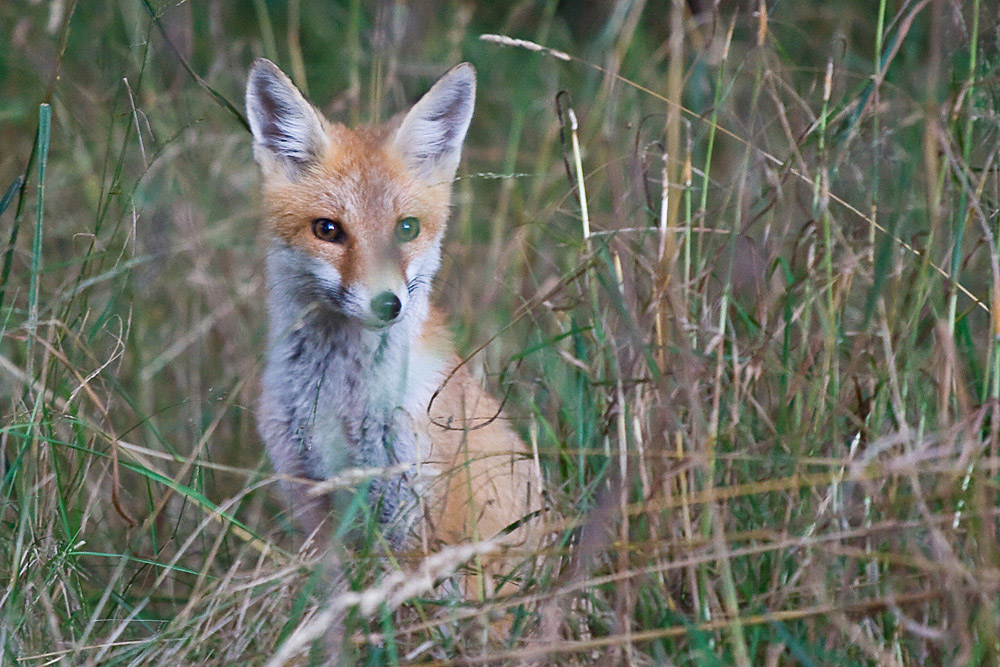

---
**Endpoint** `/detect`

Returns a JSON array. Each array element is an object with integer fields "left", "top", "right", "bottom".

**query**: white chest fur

[{"left": 258, "top": 244, "right": 447, "bottom": 539}]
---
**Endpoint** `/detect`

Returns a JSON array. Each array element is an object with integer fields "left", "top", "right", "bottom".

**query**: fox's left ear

[{"left": 393, "top": 63, "right": 475, "bottom": 182}]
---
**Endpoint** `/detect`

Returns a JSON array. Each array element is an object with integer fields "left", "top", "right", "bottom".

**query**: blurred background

[{"left": 2, "top": 1, "right": 1000, "bottom": 665}]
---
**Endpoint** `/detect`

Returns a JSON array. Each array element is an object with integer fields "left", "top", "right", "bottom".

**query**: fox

[{"left": 244, "top": 59, "right": 542, "bottom": 595}]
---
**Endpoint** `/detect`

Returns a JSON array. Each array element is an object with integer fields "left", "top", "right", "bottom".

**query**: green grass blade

[{"left": 27, "top": 103, "right": 51, "bottom": 333}]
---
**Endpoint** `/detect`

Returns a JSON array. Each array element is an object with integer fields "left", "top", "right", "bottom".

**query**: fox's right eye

[{"left": 312, "top": 218, "right": 346, "bottom": 244}]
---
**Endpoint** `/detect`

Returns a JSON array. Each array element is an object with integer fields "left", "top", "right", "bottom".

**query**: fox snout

[
  {"left": 308, "top": 257, "right": 413, "bottom": 328},
  {"left": 371, "top": 291, "right": 402, "bottom": 322},
  {"left": 354, "top": 256, "right": 410, "bottom": 326},
  {"left": 353, "top": 276, "right": 409, "bottom": 328}
]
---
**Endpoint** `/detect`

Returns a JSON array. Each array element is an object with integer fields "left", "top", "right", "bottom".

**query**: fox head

[{"left": 246, "top": 59, "right": 475, "bottom": 329}]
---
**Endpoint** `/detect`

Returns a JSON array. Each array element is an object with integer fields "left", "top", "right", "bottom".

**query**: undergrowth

[{"left": 2, "top": 1, "right": 1000, "bottom": 665}]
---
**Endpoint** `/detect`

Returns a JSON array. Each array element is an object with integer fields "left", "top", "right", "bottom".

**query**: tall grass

[{"left": 2, "top": 1, "right": 1000, "bottom": 665}]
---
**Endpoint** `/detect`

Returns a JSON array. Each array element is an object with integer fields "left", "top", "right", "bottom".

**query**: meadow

[{"left": 2, "top": 0, "right": 1000, "bottom": 664}]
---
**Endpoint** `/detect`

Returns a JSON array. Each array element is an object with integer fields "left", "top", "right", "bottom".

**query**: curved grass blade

[
  {"left": 138, "top": 0, "right": 251, "bottom": 133},
  {"left": 0, "top": 175, "right": 26, "bottom": 312}
]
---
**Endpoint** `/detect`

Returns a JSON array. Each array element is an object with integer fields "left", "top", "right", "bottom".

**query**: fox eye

[
  {"left": 312, "top": 218, "right": 346, "bottom": 244},
  {"left": 394, "top": 216, "right": 420, "bottom": 243}
]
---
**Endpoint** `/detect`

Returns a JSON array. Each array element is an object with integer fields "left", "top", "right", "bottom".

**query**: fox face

[{"left": 246, "top": 59, "right": 475, "bottom": 329}]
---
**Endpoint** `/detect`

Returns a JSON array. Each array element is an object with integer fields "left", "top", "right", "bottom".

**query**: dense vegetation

[{"left": 2, "top": 1, "right": 999, "bottom": 664}]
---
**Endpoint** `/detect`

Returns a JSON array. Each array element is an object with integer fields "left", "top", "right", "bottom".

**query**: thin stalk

[
  {"left": 567, "top": 104, "right": 602, "bottom": 500},
  {"left": 287, "top": 0, "right": 309, "bottom": 96},
  {"left": 870, "top": 0, "right": 887, "bottom": 265},
  {"left": 0, "top": 175, "right": 25, "bottom": 313},
  {"left": 702, "top": 14, "right": 767, "bottom": 665},
  {"left": 25, "top": 104, "right": 51, "bottom": 381},
  {"left": 613, "top": 252, "right": 634, "bottom": 662},
  {"left": 568, "top": 108, "right": 591, "bottom": 247},
  {"left": 694, "top": 16, "right": 735, "bottom": 639},
  {"left": 695, "top": 79, "right": 720, "bottom": 277},
  {"left": 251, "top": 0, "right": 278, "bottom": 63},
  {"left": 817, "top": 58, "right": 839, "bottom": 430},
  {"left": 657, "top": 149, "right": 670, "bottom": 262},
  {"left": 654, "top": 147, "right": 670, "bottom": 368},
  {"left": 947, "top": 0, "right": 979, "bottom": 339},
  {"left": 682, "top": 122, "right": 694, "bottom": 344},
  {"left": 347, "top": 0, "right": 362, "bottom": 125}
]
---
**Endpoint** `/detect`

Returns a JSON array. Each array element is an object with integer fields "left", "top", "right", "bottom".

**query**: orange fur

[
  {"left": 416, "top": 312, "right": 543, "bottom": 588},
  {"left": 260, "top": 124, "right": 451, "bottom": 293}
]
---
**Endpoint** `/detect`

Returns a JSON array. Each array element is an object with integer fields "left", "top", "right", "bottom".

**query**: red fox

[{"left": 245, "top": 59, "right": 542, "bottom": 595}]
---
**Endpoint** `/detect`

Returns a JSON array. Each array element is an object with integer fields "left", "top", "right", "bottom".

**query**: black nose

[{"left": 371, "top": 291, "right": 402, "bottom": 322}]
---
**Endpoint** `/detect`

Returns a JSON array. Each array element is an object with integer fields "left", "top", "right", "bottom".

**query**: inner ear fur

[
  {"left": 392, "top": 63, "right": 476, "bottom": 182},
  {"left": 246, "top": 58, "right": 328, "bottom": 175}
]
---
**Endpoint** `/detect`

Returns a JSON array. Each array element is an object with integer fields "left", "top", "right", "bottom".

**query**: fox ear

[
  {"left": 246, "top": 58, "right": 328, "bottom": 175},
  {"left": 393, "top": 63, "right": 475, "bottom": 182}
]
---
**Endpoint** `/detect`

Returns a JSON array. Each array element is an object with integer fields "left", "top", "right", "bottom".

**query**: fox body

[{"left": 245, "top": 60, "right": 541, "bottom": 566}]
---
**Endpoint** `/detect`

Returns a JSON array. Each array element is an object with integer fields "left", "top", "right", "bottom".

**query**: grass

[{"left": 2, "top": 0, "right": 1000, "bottom": 664}]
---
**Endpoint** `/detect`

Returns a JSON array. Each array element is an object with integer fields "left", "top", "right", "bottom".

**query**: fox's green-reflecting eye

[
  {"left": 312, "top": 217, "right": 346, "bottom": 243},
  {"left": 395, "top": 216, "right": 420, "bottom": 243}
]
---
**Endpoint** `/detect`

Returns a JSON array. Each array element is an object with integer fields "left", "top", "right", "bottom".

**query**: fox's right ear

[
  {"left": 393, "top": 63, "right": 475, "bottom": 183},
  {"left": 246, "top": 59, "right": 328, "bottom": 176}
]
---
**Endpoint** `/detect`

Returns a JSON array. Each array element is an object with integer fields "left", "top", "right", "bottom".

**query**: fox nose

[{"left": 371, "top": 291, "right": 402, "bottom": 322}]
